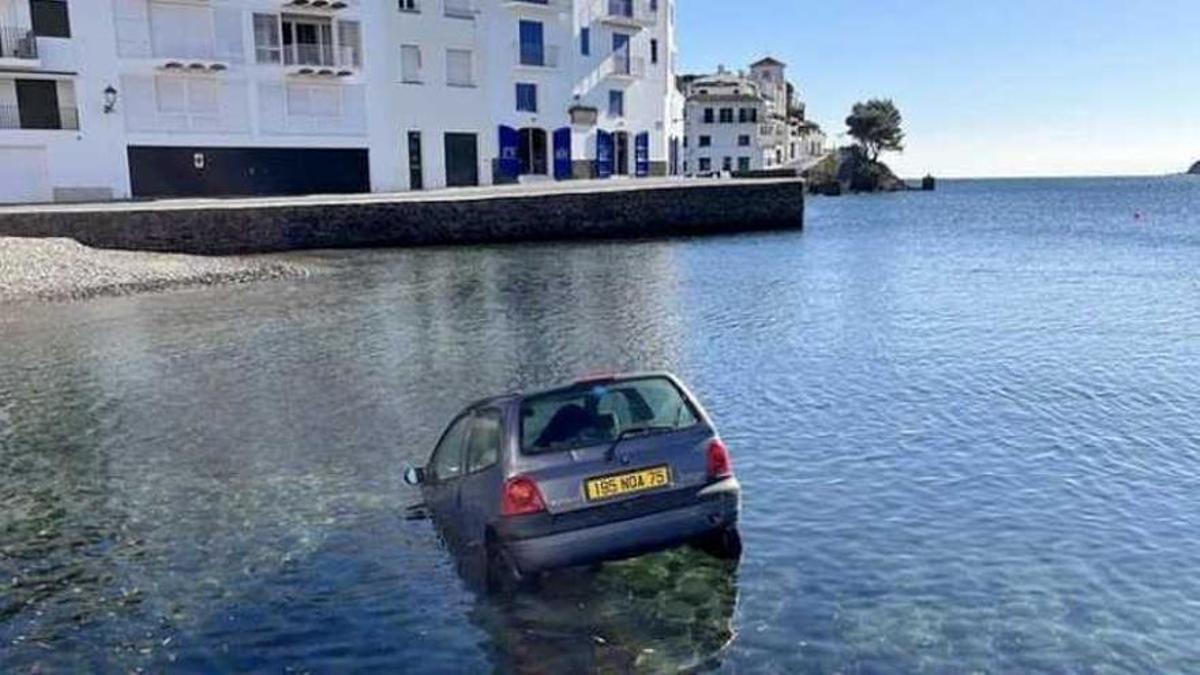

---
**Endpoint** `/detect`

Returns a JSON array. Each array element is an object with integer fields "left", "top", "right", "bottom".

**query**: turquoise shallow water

[{"left": 3, "top": 176, "right": 1200, "bottom": 672}]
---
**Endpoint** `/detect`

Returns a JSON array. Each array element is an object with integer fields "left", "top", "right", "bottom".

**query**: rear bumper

[{"left": 500, "top": 477, "right": 740, "bottom": 574}]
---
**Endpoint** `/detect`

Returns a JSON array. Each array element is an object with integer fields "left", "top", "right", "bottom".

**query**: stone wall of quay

[{"left": 0, "top": 179, "right": 804, "bottom": 256}]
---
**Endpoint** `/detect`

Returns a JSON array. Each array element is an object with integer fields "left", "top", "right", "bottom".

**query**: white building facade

[
  {"left": 0, "top": 0, "right": 679, "bottom": 203},
  {"left": 382, "top": 0, "right": 680, "bottom": 191},
  {"left": 682, "top": 57, "right": 826, "bottom": 177}
]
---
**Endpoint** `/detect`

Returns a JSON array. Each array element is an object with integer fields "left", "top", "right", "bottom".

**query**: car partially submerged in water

[{"left": 405, "top": 372, "right": 741, "bottom": 590}]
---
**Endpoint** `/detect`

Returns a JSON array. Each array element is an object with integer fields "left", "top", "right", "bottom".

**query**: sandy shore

[{"left": 0, "top": 237, "right": 314, "bottom": 304}]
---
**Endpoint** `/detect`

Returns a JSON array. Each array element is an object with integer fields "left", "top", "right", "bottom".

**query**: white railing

[
  {"left": 600, "top": 0, "right": 657, "bottom": 25},
  {"left": 444, "top": 0, "right": 475, "bottom": 18},
  {"left": 283, "top": 43, "right": 360, "bottom": 69},
  {"left": 606, "top": 51, "right": 645, "bottom": 78},
  {"left": 513, "top": 41, "right": 560, "bottom": 68}
]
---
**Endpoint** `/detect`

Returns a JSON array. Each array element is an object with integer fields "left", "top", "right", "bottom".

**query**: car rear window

[{"left": 520, "top": 377, "right": 700, "bottom": 454}]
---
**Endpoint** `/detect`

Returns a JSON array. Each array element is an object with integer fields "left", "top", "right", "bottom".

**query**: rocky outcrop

[
  {"left": 1188, "top": 161, "right": 1200, "bottom": 175},
  {"left": 803, "top": 147, "right": 908, "bottom": 194}
]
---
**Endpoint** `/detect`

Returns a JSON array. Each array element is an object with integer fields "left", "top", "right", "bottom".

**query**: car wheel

[
  {"left": 694, "top": 526, "right": 742, "bottom": 560},
  {"left": 486, "top": 537, "right": 531, "bottom": 594}
]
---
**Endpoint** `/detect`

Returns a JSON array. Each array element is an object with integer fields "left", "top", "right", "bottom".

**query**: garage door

[{"left": 0, "top": 147, "right": 50, "bottom": 204}]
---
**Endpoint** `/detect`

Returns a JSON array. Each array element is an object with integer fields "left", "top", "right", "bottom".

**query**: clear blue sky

[{"left": 678, "top": 0, "right": 1200, "bottom": 177}]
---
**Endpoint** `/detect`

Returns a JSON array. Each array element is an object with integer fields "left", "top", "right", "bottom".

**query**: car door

[
  {"left": 457, "top": 408, "right": 504, "bottom": 552},
  {"left": 424, "top": 414, "right": 471, "bottom": 544}
]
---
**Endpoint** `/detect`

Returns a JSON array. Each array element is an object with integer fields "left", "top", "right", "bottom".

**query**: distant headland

[{"left": 1188, "top": 161, "right": 1200, "bottom": 175}]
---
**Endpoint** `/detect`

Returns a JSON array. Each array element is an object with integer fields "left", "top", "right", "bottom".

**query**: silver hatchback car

[{"left": 405, "top": 372, "right": 741, "bottom": 590}]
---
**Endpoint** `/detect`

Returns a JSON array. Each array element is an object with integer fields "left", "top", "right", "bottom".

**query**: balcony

[
  {"left": 283, "top": 43, "right": 360, "bottom": 76},
  {"left": 0, "top": 104, "right": 79, "bottom": 131},
  {"left": 281, "top": 0, "right": 352, "bottom": 11},
  {"left": 513, "top": 42, "right": 560, "bottom": 69},
  {"left": 597, "top": 0, "right": 657, "bottom": 29},
  {"left": 444, "top": 0, "right": 476, "bottom": 18},
  {"left": 0, "top": 25, "right": 38, "bottom": 61},
  {"left": 502, "top": 0, "right": 564, "bottom": 12},
  {"left": 604, "top": 51, "right": 645, "bottom": 79}
]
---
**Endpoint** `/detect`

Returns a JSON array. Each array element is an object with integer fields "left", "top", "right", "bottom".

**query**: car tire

[
  {"left": 486, "top": 537, "right": 532, "bottom": 594},
  {"left": 694, "top": 526, "right": 743, "bottom": 560}
]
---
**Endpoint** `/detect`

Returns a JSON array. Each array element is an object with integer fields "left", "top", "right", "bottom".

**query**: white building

[
  {"left": 682, "top": 56, "right": 826, "bottom": 177},
  {"left": 383, "top": 0, "right": 680, "bottom": 191},
  {"left": 0, "top": 0, "right": 680, "bottom": 203}
]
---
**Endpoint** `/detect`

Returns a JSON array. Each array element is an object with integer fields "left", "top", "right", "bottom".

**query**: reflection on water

[
  {"left": 472, "top": 550, "right": 739, "bottom": 673},
  {"left": 5, "top": 177, "right": 1200, "bottom": 672}
]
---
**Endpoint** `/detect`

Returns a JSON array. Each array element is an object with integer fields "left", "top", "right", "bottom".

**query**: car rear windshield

[{"left": 520, "top": 377, "right": 701, "bottom": 454}]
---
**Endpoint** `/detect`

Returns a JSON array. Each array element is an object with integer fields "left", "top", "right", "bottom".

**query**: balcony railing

[
  {"left": 283, "top": 43, "right": 359, "bottom": 68},
  {"left": 444, "top": 0, "right": 475, "bottom": 18},
  {"left": 599, "top": 0, "right": 656, "bottom": 26},
  {"left": 514, "top": 41, "right": 560, "bottom": 68},
  {"left": 0, "top": 105, "right": 79, "bottom": 130},
  {"left": 606, "top": 51, "right": 645, "bottom": 78},
  {"left": 0, "top": 26, "right": 38, "bottom": 59}
]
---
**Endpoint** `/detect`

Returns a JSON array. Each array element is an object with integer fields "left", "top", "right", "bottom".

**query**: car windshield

[{"left": 520, "top": 377, "right": 700, "bottom": 454}]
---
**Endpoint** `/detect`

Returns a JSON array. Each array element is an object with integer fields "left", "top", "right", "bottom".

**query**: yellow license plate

[{"left": 585, "top": 465, "right": 671, "bottom": 502}]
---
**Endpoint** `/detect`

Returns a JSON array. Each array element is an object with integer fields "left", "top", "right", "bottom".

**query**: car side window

[
  {"left": 430, "top": 415, "right": 470, "bottom": 483},
  {"left": 465, "top": 409, "right": 502, "bottom": 474}
]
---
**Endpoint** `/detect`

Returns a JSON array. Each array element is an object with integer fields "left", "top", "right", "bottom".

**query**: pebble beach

[{"left": 0, "top": 237, "right": 313, "bottom": 304}]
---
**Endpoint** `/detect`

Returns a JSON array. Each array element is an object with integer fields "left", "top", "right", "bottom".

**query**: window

[
  {"left": 31, "top": 0, "right": 70, "bottom": 38},
  {"left": 698, "top": 157, "right": 711, "bottom": 172},
  {"left": 446, "top": 48, "right": 473, "bottom": 87},
  {"left": 337, "top": 21, "right": 361, "bottom": 67},
  {"left": 719, "top": 108, "right": 734, "bottom": 123},
  {"left": 399, "top": 0, "right": 419, "bottom": 11},
  {"left": 254, "top": 14, "right": 281, "bottom": 63},
  {"left": 608, "top": 89, "right": 624, "bottom": 117},
  {"left": 155, "top": 76, "right": 221, "bottom": 129},
  {"left": 430, "top": 416, "right": 470, "bottom": 482},
  {"left": 281, "top": 15, "right": 335, "bottom": 66},
  {"left": 581, "top": 27, "right": 590, "bottom": 56},
  {"left": 703, "top": 107, "right": 713, "bottom": 123},
  {"left": 519, "top": 377, "right": 699, "bottom": 454},
  {"left": 738, "top": 135, "right": 750, "bottom": 146},
  {"left": 518, "top": 20, "right": 545, "bottom": 66},
  {"left": 516, "top": 82, "right": 537, "bottom": 112},
  {"left": 400, "top": 45, "right": 421, "bottom": 82},
  {"left": 650, "top": 39, "right": 658, "bottom": 64},
  {"left": 747, "top": 108, "right": 758, "bottom": 123},
  {"left": 723, "top": 156, "right": 733, "bottom": 172},
  {"left": 698, "top": 135, "right": 711, "bottom": 147},
  {"left": 738, "top": 157, "right": 751, "bottom": 172},
  {"left": 738, "top": 108, "right": 748, "bottom": 123},
  {"left": 465, "top": 410, "right": 502, "bottom": 474},
  {"left": 682, "top": 136, "right": 688, "bottom": 147}
]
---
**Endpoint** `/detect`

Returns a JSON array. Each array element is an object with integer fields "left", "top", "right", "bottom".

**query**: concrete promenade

[{"left": 0, "top": 177, "right": 805, "bottom": 255}]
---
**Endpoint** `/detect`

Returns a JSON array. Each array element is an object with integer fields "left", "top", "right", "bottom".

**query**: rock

[
  {"left": 1188, "top": 161, "right": 1200, "bottom": 175},
  {"left": 922, "top": 174, "right": 936, "bottom": 191},
  {"left": 803, "top": 146, "right": 908, "bottom": 194}
]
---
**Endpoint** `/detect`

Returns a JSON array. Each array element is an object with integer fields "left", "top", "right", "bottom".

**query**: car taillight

[
  {"left": 501, "top": 476, "right": 547, "bottom": 516},
  {"left": 707, "top": 439, "right": 733, "bottom": 479}
]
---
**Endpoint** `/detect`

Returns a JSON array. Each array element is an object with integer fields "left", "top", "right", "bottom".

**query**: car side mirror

[{"left": 404, "top": 466, "right": 426, "bottom": 486}]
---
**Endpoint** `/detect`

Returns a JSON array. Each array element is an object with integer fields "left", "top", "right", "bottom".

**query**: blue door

[
  {"left": 497, "top": 125, "right": 520, "bottom": 181},
  {"left": 519, "top": 20, "right": 544, "bottom": 66},
  {"left": 635, "top": 131, "right": 650, "bottom": 177},
  {"left": 596, "top": 130, "right": 614, "bottom": 178},
  {"left": 553, "top": 127, "right": 572, "bottom": 180}
]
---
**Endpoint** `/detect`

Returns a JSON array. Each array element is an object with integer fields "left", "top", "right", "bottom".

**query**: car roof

[
  {"left": 516, "top": 371, "right": 684, "bottom": 401},
  {"left": 461, "top": 372, "right": 688, "bottom": 414}
]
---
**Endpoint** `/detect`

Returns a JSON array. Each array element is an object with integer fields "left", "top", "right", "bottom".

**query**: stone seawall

[{"left": 0, "top": 179, "right": 803, "bottom": 256}]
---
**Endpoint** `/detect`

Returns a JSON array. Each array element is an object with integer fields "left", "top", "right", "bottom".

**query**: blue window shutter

[
  {"left": 498, "top": 125, "right": 520, "bottom": 179},
  {"left": 581, "top": 27, "right": 590, "bottom": 56},
  {"left": 553, "top": 127, "right": 572, "bottom": 180},
  {"left": 635, "top": 132, "right": 650, "bottom": 177}
]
